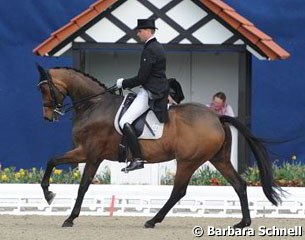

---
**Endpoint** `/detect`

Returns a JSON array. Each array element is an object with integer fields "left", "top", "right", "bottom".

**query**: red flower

[{"left": 209, "top": 177, "right": 220, "bottom": 186}]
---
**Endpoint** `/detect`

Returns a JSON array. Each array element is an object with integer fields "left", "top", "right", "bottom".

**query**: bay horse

[{"left": 36, "top": 65, "right": 281, "bottom": 228}]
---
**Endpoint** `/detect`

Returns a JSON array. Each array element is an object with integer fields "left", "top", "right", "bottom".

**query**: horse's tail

[{"left": 219, "top": 115, "right": 282, "bottom": 206}]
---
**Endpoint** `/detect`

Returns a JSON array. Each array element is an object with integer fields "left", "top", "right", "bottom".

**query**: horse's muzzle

[
  {"left": 43, "top": 111, "right": 60, "bottom": 122},
  {"left": 44, "top": 116, "right": 53, "bottom": 122}
]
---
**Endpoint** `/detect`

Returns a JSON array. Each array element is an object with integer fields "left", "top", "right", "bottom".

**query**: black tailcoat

[{"left": 122, "top": 38, "right": 169, "bottom": 123}]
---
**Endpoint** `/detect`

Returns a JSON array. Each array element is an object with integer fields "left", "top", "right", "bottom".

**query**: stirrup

[{"left": 121, "top": 160, "right": 144, "bottom": 173}]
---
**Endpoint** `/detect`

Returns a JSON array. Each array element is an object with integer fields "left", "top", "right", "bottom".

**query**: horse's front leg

[
  {"left": 41, "top": 157, "right": 57, "bottom": 205},
  {"left": 62, "top": 161, "right": 100, "bottom": 227},
  {"left": 41, "top": 147, "right": 85, "bottom": 204}
]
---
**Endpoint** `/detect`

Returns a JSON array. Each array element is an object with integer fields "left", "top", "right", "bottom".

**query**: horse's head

[{"left": 36, "top": 64, "right": 66, "bottom": 122}]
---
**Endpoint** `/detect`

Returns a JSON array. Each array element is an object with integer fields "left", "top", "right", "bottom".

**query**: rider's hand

[{"left": 116, "top": 78, "right": 124, "bottom": 89}]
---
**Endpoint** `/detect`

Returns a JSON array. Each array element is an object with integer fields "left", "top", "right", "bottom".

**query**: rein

[{"left": 62, "top": 85, "right": 121, "bottom": 114}]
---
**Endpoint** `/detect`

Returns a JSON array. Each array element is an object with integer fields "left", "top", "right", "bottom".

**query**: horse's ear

[{"left": 36, "top": 62, "right": 48, "bottom": 82}]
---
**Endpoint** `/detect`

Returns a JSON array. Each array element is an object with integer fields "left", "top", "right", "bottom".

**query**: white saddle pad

[{"left": 114, "top": 94, "right": 164, "bottom": 140}]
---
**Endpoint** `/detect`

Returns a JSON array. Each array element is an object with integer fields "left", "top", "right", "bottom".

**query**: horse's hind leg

[
  {"left": 41, "top": 147, "right": 85, "bottom": 204},
  {"left": 145, "top": 160, "right": 200, "bottom": 228},
  {"left": 211, "top": 159, "right": 250, "bottom": 228},
  {"left": 62, "top": 161, "right": 100, "bottom": 227},
  {"left": 210, "top": 125, "right": 251, "bottom": 228}
]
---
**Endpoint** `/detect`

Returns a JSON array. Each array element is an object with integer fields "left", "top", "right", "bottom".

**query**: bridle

[
  {"left": 37, "top": 66, "right": 121, "bottom": 119},
  {"left": 37, "top": 70, "right": 66, "bottom": 117}
]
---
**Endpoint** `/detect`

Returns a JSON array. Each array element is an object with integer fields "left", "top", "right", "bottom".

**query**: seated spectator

[
  {"left": 207, "top": 91, "right": 234, "bottom": 117},
  {"left": 206, "top": 91, "right": 238, "bottom": 171}
]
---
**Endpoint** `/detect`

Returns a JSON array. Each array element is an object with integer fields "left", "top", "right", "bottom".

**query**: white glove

[{"left": 116, "top": 78, "right": 124, "bottom": 89}]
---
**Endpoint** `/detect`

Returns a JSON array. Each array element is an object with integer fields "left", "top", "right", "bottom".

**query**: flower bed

[
  {"left": 161, "top": 162, "right": 305, "bottom": 187},
  {"left": 1, "top": 162, "right": 304, "bottom": 186},
  {"left": 0, "top": 165, "right": 110, "bottom": 184}
]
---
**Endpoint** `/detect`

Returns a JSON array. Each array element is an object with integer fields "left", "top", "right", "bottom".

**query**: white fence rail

[{"left": 0, "top": 184, "right": 305, "bottom": 218}]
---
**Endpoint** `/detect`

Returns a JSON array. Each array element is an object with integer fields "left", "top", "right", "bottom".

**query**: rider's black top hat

[{"left": 136, "top": 19, "right": 158, "bottom": 29}]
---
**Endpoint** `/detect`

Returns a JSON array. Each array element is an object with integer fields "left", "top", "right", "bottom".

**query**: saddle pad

[{"left": 114, "top": 94, "right": 164, "bottom": 140}]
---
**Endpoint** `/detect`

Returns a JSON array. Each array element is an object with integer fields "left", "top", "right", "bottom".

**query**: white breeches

[{"left": 119, "top": 88, "right": 150, "bottom": 129}]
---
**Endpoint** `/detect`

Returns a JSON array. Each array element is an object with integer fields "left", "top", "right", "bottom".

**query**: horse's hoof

[
  {"left": 144, "top": 220, "right": 155, "bottom": 228},
  {"left": 62, "top": 220, "right": 73, "bottom": 227},
  {"left": 233, "top": 220, "right": 251, "bottom": 229},
  {"left": 46, "top": 192, "right": 56, "bottom": 205}
]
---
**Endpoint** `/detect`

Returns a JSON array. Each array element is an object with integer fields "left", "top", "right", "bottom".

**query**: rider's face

[{"left": 137, "top": 29, "right": 153, "bottom": 42}]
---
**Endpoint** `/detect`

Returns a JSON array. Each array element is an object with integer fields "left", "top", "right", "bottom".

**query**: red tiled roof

[
  {"left": 200, "top": 0, "right": 290, "bottom": 60},
  {"left": 33, "top": 0, "right": 118, "bottom": 56},
  {"left": 33, "top": 0, "right": 290, "bottom": 60}
]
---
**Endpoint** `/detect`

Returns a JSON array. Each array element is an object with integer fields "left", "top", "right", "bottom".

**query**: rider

[{"left": 116, "top": 18, "right": 169, "bottom": 172}]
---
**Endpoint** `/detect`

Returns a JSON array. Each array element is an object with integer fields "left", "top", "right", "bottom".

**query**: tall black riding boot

[{"left": 121, "top": 123, "right": 144, "bottom": 172}]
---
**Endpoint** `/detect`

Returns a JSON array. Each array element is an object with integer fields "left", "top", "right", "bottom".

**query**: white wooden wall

[{"left": 0, "top": 184, "right": 302, "bottom": 218}]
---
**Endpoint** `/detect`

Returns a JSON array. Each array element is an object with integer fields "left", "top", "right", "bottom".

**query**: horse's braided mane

[{"left": 53, "top": 67, "right": 107, "bottom": 89}]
